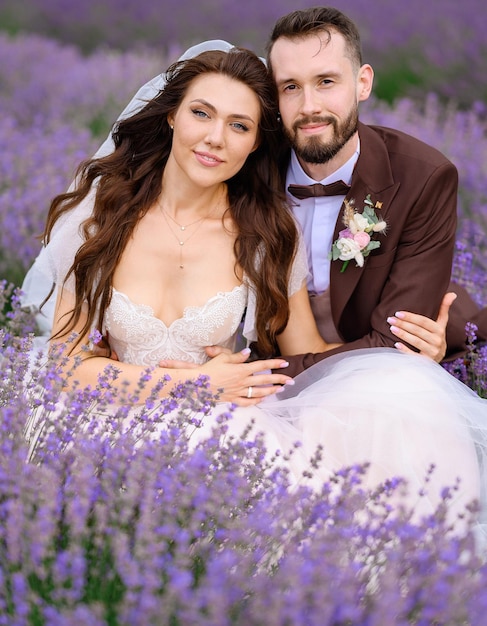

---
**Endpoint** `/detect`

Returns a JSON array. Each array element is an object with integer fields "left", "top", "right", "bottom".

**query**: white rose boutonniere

[{"left": 330, "top": 194, "right": 387, "bottom": 272}]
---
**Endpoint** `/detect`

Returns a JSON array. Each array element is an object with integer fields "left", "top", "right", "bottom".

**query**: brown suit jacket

[{"left": 284, "top": 122, "right": 460, "bottom": 376}]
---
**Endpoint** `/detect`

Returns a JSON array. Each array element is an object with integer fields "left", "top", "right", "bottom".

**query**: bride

[{"left": 29, "top": 46, "right": 487, "bottom": 527}]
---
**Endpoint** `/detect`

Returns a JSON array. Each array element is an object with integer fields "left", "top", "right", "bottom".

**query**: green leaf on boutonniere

[{"left": 328, "top": 194, "right": 387, "bottom": 272}]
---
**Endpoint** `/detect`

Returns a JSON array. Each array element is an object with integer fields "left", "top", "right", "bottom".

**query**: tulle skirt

[
  {"left": 198, "top": 349, "right": 487, "bottom": 528},
  {"left": 25, "top": 347, "right": 487, "bottom": 534}
]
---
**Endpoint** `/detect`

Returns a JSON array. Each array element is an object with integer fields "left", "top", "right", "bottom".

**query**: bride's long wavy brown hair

[{"left": 43, "top": 48, "right": 298, "bottom": 356}]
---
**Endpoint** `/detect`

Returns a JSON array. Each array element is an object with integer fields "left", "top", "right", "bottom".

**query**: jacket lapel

[{"left": 330, "top": 123, "right": 400, "bottom": 329}]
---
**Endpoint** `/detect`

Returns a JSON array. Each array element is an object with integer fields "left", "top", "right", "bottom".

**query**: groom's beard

[{"left": 286, "top": 106, "right": 359, "bottom": 164}]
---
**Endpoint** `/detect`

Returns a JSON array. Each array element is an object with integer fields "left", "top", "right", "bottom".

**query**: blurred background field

[
  {"left": 1, "top": 0, "right": 486, "bottom": 300},
  {"left": 2, "top": 0, "right": 487, "bottom": 104}
]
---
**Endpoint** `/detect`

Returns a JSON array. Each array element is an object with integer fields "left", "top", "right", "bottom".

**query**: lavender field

[{"left": 1, "top": 0, "right": 487, "bottom": 622}]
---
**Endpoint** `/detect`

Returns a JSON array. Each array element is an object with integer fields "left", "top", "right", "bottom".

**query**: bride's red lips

[{"left": 194, "top": 151, "right": 224, "bottom": 166}]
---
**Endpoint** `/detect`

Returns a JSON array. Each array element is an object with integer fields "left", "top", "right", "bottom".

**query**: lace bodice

[
  {"left": 105, "top": 286, "right": 248, "bottom": 366},
  {"left": 30, "top": 193, "right": 309, "bottom": 364}
]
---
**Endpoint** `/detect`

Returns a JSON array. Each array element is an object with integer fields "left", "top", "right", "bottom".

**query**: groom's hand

[{"left": 387, "top": 292, "right": 456, "bottom": 362}]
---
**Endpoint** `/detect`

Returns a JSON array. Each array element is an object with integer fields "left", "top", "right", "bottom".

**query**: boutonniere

[{"left": 329, "top": 194, "right": 387, "bottom": 273}]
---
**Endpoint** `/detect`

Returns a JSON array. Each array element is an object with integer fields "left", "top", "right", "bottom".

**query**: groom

[
  {"left": 187, "top": 7, "right": 487, "bottom": 375},
  {"left": 261, "top": 6, "right": 463, "bottom": 375}
]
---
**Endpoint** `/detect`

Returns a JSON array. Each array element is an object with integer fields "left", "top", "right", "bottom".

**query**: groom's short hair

[{"left": 266, "top": 6, "right": 363, "bottom": 71}]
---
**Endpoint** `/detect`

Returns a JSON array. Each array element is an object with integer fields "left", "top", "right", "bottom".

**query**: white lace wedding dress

[
  {"left": 24, "top": 194, "right": 487, "bottom": 528},
  {"left": 106, "top": 284, "right": 487, "bottom": 522}
]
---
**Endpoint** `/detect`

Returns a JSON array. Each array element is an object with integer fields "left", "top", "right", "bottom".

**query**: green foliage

[{"left": 373, "top": 63, "right": 426, "bottom": 105}]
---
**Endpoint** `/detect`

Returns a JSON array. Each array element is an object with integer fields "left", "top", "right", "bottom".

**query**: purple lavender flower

[{"left": 2, "top": 323, "right": 487, "bottom": 624}]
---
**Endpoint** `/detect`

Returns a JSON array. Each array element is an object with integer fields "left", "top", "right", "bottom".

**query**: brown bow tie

[{"left": 287, "top": 180, "right": 350, "bottom": 199}]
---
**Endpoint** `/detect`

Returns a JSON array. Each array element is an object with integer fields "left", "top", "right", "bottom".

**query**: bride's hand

[
  {"left": 201, "top": 348, "right": 295, "bottom": 405},
  {"left": 160, "top": 348, "right": 294, "bottom": 406},
  {"left": 388, "top": 292, "right": 456, "bottom": 362}
]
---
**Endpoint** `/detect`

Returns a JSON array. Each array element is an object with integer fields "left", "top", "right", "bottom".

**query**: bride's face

[{"left": 166, "top": 73, "right": 261, "bottom": 189}]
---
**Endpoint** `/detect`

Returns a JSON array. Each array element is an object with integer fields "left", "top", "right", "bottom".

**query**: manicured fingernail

[
  {"left": 279, "top": 361, "right": 289, "bottom": 368},
  {"left": 386, "top": 316, "right": 396, "bottom": 325},
  {"left": 241, "top": 348, "right": 251, "bottom": 355},
  {"left": 394, "top": 342, "right": 405, "bottom": 350},
  {"left": 394, "top": 311, "right": 405, "bottom": 319},
  {"left": 285, "top": 379, "right": 295, "bottom": 385},
  {"left": 390, "top": 326, "right": 399, "bottom": 335}
]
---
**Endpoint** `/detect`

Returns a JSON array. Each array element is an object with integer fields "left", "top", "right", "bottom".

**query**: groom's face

[{"left": 269, "top": 31, "right": 367, "bottom": 166}]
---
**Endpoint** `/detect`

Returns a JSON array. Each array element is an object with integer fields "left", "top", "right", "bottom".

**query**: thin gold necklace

[
  {"left": 160, "top": 206, "right": 217, "bottom": 269},
  {"left": 164, "top": 210, "right": 209, "bottom": 231}
]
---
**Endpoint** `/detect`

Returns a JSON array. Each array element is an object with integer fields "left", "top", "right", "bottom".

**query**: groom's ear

[{"left": 357, "top": 64, "right": 374, "bottom": 102}]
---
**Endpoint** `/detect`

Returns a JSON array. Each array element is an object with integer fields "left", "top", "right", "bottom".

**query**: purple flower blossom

[{"left": 1, "top": 298, "right": 487, "bottom": 623}]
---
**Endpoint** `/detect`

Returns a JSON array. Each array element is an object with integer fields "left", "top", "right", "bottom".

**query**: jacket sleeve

[{"left": 282, "top": 159, "right": 458, "bottom": 377}]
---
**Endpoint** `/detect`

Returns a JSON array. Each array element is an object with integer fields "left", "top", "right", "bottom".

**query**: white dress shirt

[{"left": 286, "top": 144, "right": 360, "bottom": 294}]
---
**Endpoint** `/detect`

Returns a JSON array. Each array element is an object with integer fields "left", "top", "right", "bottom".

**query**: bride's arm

[
  {"left": 274, "top": 229, "right": 342, "bottom": 356},
  {"left": 276, "top": 283, "right": 343, "bottom": 356},
  {"left": 50, "top": 288, "right": 204, "bottom": 400},
  {"left": 51, "top": 288, "right": 294, "bottom": 405}
]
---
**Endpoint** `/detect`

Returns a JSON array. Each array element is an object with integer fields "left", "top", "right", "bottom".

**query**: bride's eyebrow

[
  {"left": 190, "top": 99, "right": 255, "bottom": 123},
  {"left": 190, "top": 98, "right": 217, "bottom": 113}
]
